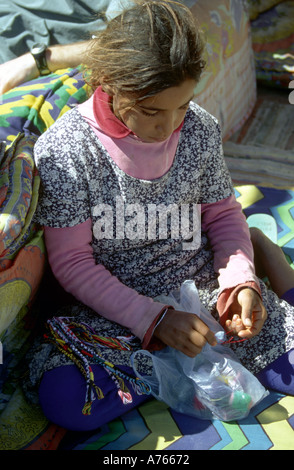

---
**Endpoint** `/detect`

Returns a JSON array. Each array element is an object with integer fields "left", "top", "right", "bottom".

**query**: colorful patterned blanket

[
  {"left": 0, "top": 68, "right": 89, "bottom": 450},
  {"left": 0, "top": 133, "right": 46, "bottom": 448},
  {"left": 0, "top": 67, "right": 89, "bottom": 144}
]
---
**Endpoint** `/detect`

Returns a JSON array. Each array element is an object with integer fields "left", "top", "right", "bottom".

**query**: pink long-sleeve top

[{"left": 43, "top": 87, "right": 260, "bottom": 348}]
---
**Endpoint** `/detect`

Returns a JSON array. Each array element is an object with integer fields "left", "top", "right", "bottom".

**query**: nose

[{"left": 155, "top": 114, "right": 175, "bottom": 138}]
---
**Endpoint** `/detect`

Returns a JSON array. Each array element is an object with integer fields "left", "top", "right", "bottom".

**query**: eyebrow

[{"left": 138, "top": 96, "right": 194, "bottom": 112}]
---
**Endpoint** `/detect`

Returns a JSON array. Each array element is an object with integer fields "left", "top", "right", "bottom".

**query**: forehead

[{"left": 138, "top": 79, "right": 196, "bottom": 111}]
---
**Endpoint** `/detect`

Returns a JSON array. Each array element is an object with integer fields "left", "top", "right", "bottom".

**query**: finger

[
  {"left": 180, "top": 338, "right": 205, "bottom": 357},
  {"left": 204, "top": 329, "right": 218, "bottom": 346},
  {"left": 225, "top": 315, "right": 243, "bottom": 336},
  {"left": 237, "top": 328, "right": 255, "bottom": 339},
  {"left": 232, "top": 314, "right": 246, "bottom": 332},
  {"left": 238, "top": 305, "right": 267, "bottom": 338},
  {"left": 239, "top": 296, "right": 253, "bottom": 328},
  {"left": 225, "top": 319, "right": 232, "bottom": 334},
  {"left": 184, "top": 330, "right": 216, "bottom": 357},
  {"left": 191, "top": 316, "right": 217, "bottom": 347}
]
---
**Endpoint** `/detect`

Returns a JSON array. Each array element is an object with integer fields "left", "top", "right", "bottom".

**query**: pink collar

[
  {"left": 92, "top": 86, "right": 184, "bottom": 140},
  {"left": 93, "top": 87, "right": 131, "bottom": 139}
]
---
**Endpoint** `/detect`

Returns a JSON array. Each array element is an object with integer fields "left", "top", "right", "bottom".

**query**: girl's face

[{"left": 111, "top": 79, "right": 197, "bottom": 143}]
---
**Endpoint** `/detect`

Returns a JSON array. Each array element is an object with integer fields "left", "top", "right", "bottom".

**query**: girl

[{"left": 29, "top": 1, "right": 294, "bottom": 431}]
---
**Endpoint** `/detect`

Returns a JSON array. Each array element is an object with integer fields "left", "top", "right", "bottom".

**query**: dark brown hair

[{"left": 83, "top": 0, "right": 206, "bottom": 100}]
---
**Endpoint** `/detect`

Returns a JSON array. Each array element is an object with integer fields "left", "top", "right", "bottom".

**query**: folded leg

[{"left": 39, "top": 364, "right": 149, "bottom": 431}]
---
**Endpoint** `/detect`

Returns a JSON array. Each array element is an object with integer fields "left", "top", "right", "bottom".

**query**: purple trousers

[{"left": 39, "top": 364, "right": 149, "bottom": 431}]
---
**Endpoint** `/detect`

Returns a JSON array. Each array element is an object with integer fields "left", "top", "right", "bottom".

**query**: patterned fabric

[
  {"left": 60, "top": 391, "right": 294, "bottom": 450},
  {"left": 33, "top": 103, "right": 233, "bottom": 298},
  {"left": 0, "top": 134, "right": 45, "bottom": 340},
  {"left": 0, "top": 68, "right": 89, "bottom": 450},
  {"left": 236, "top": 185, "right": 294, "bottom": 267},
  {"left": 21, "top": 182, "right": 294, "bottom": 438},
  {"left": 0, "top": 134, "right": 39, "bottom": 259},
  {"left": 0, "top": 67, "right": 89, "bottom": 144},
  {"left": 0, "top": 134, "right": 46, "bottom": 447}
]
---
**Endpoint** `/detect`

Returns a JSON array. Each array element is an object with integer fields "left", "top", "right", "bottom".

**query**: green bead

[{"left": 231, "top": 391, "right": 252, "bottom": 411}]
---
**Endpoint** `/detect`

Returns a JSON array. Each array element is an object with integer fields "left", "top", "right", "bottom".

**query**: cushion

[
  {"left": 246, "top": 0, "right": 284, "bottom": 20},
  {"left": 190, "top": 0, "right": 256, "bottom": 139},
  {"left": 250, "top": 1, "right": 294, "bottom": 88}
]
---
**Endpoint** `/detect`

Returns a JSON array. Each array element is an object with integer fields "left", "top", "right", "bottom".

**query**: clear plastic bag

[{"left": 131, "top": 280, "right": 268, "bottom": 422}]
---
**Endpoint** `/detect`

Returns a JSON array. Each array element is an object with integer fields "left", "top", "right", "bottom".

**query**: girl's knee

[
  {"left": 256, "top": 349, "right": 294, "bottom": 396},
  {"left": 39, "top": 364, "right": 148, "bottom": 431}
]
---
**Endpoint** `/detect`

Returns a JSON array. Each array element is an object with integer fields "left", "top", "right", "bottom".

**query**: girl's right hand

[{"left": 153, "top": 308, "right": 217, "bottom": 357}]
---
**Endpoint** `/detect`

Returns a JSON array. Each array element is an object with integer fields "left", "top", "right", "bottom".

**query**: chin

[{"left": 149, "top": 136, "right": 168, "bottom": 143}]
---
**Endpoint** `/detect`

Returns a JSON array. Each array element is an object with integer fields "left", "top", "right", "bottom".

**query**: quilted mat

[{"left": 59, "top": 392, "right": 294, "bottom": 451}]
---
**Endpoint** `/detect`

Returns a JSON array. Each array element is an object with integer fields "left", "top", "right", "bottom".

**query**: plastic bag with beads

[{"left": 131, "top": 280, "right": 269, "bottom": 422}]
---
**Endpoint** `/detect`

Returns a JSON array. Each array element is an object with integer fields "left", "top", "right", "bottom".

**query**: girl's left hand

[{"left": 225, "top": 287, "right": 267, "bottom": 339}]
